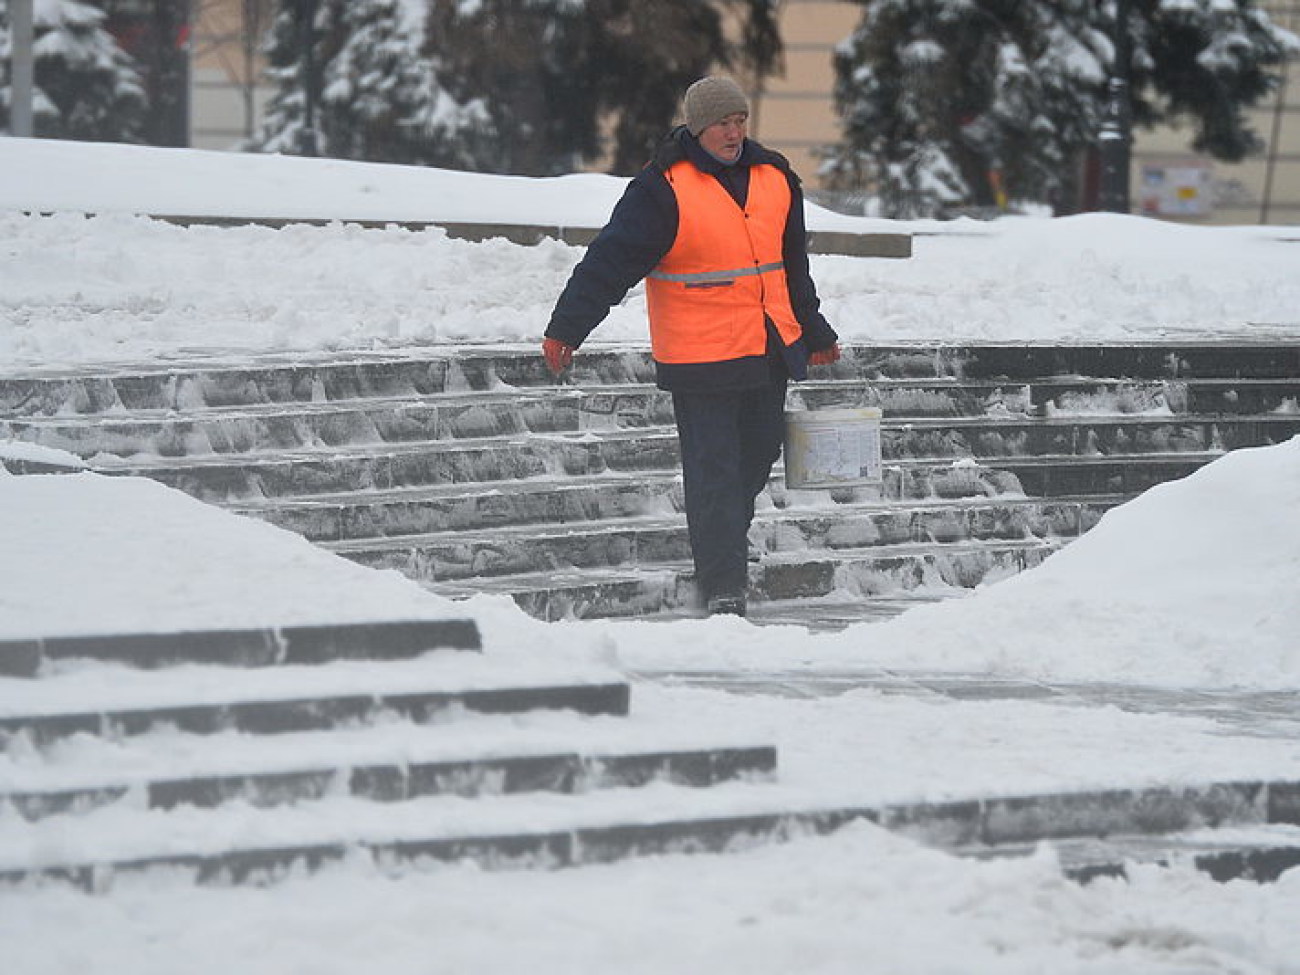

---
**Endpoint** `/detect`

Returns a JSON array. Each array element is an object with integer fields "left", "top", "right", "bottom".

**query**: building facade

[{"left": 188, "top": 0, "right": 274, "bottom": 149}]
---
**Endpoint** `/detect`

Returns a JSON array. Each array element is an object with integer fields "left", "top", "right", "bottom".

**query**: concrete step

[
  {"left": 168, "top": 216, "right": 904, "bottom": 259},
  {"left": 10, "top": 389, "right": 1298, "bottom": 477},
  {"left": 0, "top": 780, "right": 862, "bottom": 890},
  {"left": 222, "top": 455, "right": 1161, "bottom": 545},
  {"left": 2, "top": 720, "right": 776, "bottom": 820},
  {"left": 0, "top": 348, "right": 658, "bottom": 416},
  {"left": 0, "top": 618, "right": 480, "bottom": 679},
  {"left": 0, "top": 657, "right": 631, "bottom": 746},
  {"left": 0, "top": 456, "right": 80, "bottom": 475},
  {"left": 908, "top": 778, "right": 1300, "bottom": 884},
  {"left": 8, "top": 378, "right": 1297, "bottom": 464},
  {"left": 436, "top": 565, "right": 690, "bottom": 622},
  {"left": 85, "top": 417, "right": 1246, "bottom": 504},
  {"left": 753, "top": 537, "right": 1059, "bottom": 600},
  {"left": 21, "top": 389, "right": 1299, "bottom": 467},
  {"left": 6, "top": 744, "right": 773, "bottom": 820},
  {"left": 226, "top": 471, "right": 688, "bottom": 541},
  {"left": 5, "top": 343, "right": 1297, "bottom": 419},
  {"left": 7, "top": 774, "right": 1298, "bottom": 891},
  {"left": 880, "top": 779, "right": 1300, "bottom": 886},
  {"left": 322, "top": 497, "right": 1105, "bottom": 583},
  {"left": 88, "top": 429, "right": 683, "bottom": 502},
  {"left": 649, "top": 593, "right": 955, "bottom": 631},
  {"left": 801, "top": 376, "right": 1300, "bottom": 418},
  {"left": 1032, "top": 377, "right": 1300, "bottom": 417},
  {"left": 840, "top": 342, "right": 1300, "bottom": 383},
  {"left": 967, "top": 826, "right": 1300, "bottom": 885},
  {"left": 879, "top": 413, "right": 1300, "bottom": 461},
  {"left": 421, "top": 536, "right": 1060, "bottom": 621},
  {"left": 0, "top": 386, "right": 677, "bottom": 459},
  {"left": 9, "top": 370, "right": 1299, "bottom": 425},
  {"left": 227, "top": 465, "right": 1027, "bottom": 543},
  {"left": 981, "top": 451, "right": 1215, "bottom": 496}
]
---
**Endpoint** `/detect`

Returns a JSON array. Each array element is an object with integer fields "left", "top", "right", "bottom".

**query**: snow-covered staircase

[
  {"left": 8, "top": 633, "right": 1300, "bottom": 889},
  {"left": 3, "top": 341, "right": 1299, "bottom": 625},
  {"left": 6, "top": 344, "right": 1300, "bottom": 889},
  {"left": 1, "top": 620, "right": 827, "bottom": 888}
]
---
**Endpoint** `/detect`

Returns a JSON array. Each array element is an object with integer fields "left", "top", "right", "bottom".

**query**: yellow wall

[
  {"left": 748, "top": 1, "right": 858, "bottom": 187},
  {"left": 189, "top": 0, "right": 274, "bottom": 149}
]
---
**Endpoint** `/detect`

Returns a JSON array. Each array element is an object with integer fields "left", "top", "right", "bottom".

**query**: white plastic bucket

[{"left": 784, "top": 407, "right": 883, "bottom": 489}]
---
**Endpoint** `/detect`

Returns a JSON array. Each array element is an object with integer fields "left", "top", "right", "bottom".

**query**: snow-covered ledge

[
  {"left": 0, "top": 137, "right": 913, "bottom": 259},
  {"left": 0, "top": 440, "right": 86, "bottom": 475}
]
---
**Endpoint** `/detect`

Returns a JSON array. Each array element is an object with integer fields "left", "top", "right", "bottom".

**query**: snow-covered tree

[
  {"left": 424, "top": 0, "right": 609, "bottom": 176},
  {"left": 588, "top": 0, "right": 783, "bottom": 175},
  {"left": 1141, "top": 0, "right": 1295, "bottom": 159},
  {"left": 248, "top": 0, "right": 491, "bottom": 167},
  {"left": 0, "top": 0, "right": 146, "bottom": 141},
  {"left": 824, "top": 0, "right": 1299, "bottom": 218},
  {"left": 426, "top": 0, "right": 783, "bottom": 176}
]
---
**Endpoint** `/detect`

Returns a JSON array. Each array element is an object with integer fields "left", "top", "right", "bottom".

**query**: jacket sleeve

[
  {"left": 782, "top": 176, "right": 839, "bottom": 352},
  {"left": 545, "top": 173, "right": 678, "bottom": 349}
]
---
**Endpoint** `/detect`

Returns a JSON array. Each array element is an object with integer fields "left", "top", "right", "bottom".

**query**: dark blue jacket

[{"left": 546, "top": 127, "right": 839, "bottom": 392}]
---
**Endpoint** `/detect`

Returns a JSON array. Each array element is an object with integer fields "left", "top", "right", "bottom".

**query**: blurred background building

[
  {"left": 143, "top": 0, "right": 1300, "bottom": 224},
  {"left": 744, "top": 0, "right": 1300, "bottom": 224},
  {"left": 189, "top": 0, "right": 273, "bottom": 148}
]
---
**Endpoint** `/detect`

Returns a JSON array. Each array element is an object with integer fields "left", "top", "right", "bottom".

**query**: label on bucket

[{"left": 784, "top": 408, "right": 882, "bottom": 489}]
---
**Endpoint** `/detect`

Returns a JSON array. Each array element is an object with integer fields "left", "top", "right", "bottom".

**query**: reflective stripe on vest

[
  {"left": 647, "top": 260, "right": 785, "bottom": 286},
  {"left": 645, "top": 160, "right": 803, "bottom": 365}
]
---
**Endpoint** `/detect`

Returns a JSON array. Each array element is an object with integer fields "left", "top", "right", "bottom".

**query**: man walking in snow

[{"left": 542, "top": 76, "right": 840, "bottom": 617}]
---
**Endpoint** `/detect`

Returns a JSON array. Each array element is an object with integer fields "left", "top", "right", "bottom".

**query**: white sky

[{"left": 2, "top": 139, "right": 1300, "bottom": 973}]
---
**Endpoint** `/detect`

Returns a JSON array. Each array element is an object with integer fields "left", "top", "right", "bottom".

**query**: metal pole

[
  {"left": 1098, "top": 0, "right": 1132, "bottom": 212},
  {"left": 297, "top": 0, "right": 318, "bottom": 156},
  {"left": 10, "top": 0, "right": 35, "bottom": 137},
  {"left": 177, "top": 0, "right": 192, "bottom": 147},
  {"left": 1259, "top": 58, "right": 1289, "bottom": 225},
  {"left": 242, "top": 0, "right": 260, "bottom": 140},
  {"left": 152, "top": 0, "right": 192, "bottom": 147}
]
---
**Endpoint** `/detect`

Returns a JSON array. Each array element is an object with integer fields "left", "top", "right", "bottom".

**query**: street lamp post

[
  {"left": 1098, "top": 0, "right": 1133, "bottom": 212},
  {"left": 10, "top": 0, "right": 34, "bottom": 137},
  {"left": 297, "top": 0, "right": 319, "bottom": 156},
  {"left": 150, "top": 0, "right": 193, "bottom": 147}
]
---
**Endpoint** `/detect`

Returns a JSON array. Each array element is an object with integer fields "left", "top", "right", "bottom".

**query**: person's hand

[
  {"left": 808, "top": 343, "right": 840, "bottom": 367},
  {"left": 542, "top": 337, "right": 575, "bottom": 375}
]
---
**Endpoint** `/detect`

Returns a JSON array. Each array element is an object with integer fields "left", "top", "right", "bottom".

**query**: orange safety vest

[{"left": 645, "top": 160, "right": 803, "bottom": 365}]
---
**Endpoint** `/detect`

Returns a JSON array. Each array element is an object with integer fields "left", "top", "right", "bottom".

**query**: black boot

[{"left": 706, "top": 593, "right": 748, "bottom": 617}]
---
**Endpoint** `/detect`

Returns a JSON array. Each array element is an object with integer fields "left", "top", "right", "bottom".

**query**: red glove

[
  {"left": 542, "top": 337, "right": 575, "bottom": 375},
  {"left": 808, "top": 343, "right": 841, "bottom": 366}
]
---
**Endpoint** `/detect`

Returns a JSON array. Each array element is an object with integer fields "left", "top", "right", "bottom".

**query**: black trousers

[{"left": 671, "top": 378, "right": 788, "bottom": 600}]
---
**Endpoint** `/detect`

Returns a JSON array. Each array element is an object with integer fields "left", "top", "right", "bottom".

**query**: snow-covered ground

[
  {"left": 2, "top": 139, "right": 1300, "bottom": 973},
  {"left": 3, "top": 136, "right": 1300, "bottom": 369}
]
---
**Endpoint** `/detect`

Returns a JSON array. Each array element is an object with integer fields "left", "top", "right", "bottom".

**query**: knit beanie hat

[{"left": 683, "top": 77, "right": 749, "bottom": 136}]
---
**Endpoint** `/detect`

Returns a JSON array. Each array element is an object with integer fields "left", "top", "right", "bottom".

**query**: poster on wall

[{"left": 1138, "top": 163, "right": 1213, "bottom": 217}]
